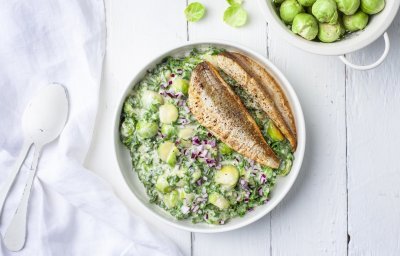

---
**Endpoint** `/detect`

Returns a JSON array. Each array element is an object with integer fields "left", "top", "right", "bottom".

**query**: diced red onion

[
  {"left": 260, "top": 174, "right": 267, "bottom": 184},
  {"left": 258, "top": 187, "right": 263, "bottom": 196},
  {"left": 204, "top": 213, "right": 208, "bottom": 220},
  {"left": 192, "top": 205, "right": 200, "bottom": 213},
  {"left": 219, "top": 220, "right": 225, "bottom": 225},
  {"left": 171, "top": 73, "right": 175, "bottom": 78},
  {"left": 181, "top": 205, "right": 190, "bottom": 214},
  {"left": 177, "top": 68, "right": 183, "bottom": 75},
  {"left": 192, "top": 136, "right": 201, "bottom": 145}
]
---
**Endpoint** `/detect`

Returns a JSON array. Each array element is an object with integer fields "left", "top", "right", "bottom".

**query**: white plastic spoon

[{"left": 2, "top": 83, "right": 69, "bottom": 251}]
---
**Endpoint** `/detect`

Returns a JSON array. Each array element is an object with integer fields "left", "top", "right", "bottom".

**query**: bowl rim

[
  {"left": 257, "top": 0, "right": 400, "bottom": 56},
  {"left": 112, "top": 40, "right": 306, "bottom": 233}
]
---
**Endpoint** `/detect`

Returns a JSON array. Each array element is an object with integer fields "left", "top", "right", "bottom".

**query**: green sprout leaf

[
  {"left": 227, "top": 0, "right": 244, "bottom": 5},
  {"left": 223, "top": 4, "right": 248, "bottom": 27},
  {"left": 184, "top": 2, "right": 206, "bottom": 22}
]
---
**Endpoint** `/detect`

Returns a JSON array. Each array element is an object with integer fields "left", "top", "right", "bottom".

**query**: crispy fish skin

[
  {"left": 188, "top": 61, "right": 280, "bottom": 168},
  {"left": 216, "top": 52, "right": 297, "bottom": 150},
  {"left": 232, "top": 52, "right": 297, "bottom": 138}
]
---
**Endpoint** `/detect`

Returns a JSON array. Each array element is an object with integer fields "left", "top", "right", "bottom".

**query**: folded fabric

[{"left": 0, "top": 0, "right": 181, "bottom": 255}]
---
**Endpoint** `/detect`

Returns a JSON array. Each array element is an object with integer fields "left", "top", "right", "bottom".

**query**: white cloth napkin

[{"left": 0, "top": 0, "right": 182, "bottom": 255}]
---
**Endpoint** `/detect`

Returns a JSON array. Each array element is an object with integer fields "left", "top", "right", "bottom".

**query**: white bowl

[
  {"left": 113, "top": 41, "right": 306, "bottom": 233},
  {"left": 257, "top": 0, "right": 400, "bottom": 69}
]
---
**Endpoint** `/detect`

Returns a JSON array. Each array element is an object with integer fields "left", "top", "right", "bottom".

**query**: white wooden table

[{"left": 85, "top": 1, "right": 400, "bottom": 255}]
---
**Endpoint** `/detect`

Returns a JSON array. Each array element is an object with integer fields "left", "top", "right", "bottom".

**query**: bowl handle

[{"left": 338, "top": 32, "right": 390, "bottom": 71}]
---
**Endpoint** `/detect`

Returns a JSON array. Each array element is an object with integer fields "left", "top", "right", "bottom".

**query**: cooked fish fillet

[
  {"left": 188, "top": 61, "right": 280, "bottom": 168},
  {"left": 216, "top": 52, "right": 297, "bottom": 150}
]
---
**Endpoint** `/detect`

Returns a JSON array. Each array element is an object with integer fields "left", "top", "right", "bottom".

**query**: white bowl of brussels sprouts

[
  {"left": 258, "top": 0, "right": 399, "bottom": 70},
  {"left": 113, "top": 41, "right": 306, "bottom": 233}
]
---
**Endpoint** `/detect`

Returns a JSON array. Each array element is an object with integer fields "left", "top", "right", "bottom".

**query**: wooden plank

[
  {"left": 346, "top": 14, "right": 400, "bottom": 256},
  {"left": 85, "top": 0, "right": 191, "bottom": 255},
  {"left": 188, "top": 1, "right": 271, "bottom": 256},
  {"left": 267, "top": 21, "right": 348, "bottom": 255}
]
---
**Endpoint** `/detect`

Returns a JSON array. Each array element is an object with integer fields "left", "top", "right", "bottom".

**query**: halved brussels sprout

[
  {"left": 136, "top": 121, "right": 158, "bottom": 139},
  {"left": 267, "top": 121, "right": 284, "bottom": 141},
  {"left": 141, "top": 90, "right": 164, "bottom": 108},
  {"left": 171, "top": 78, "right": 189, "bottom": 95},
  {"left": 214, "top": 165, "right": 239, "bottom": 190},
  {"left": 208, "top": 192, "right": 230, "bottom": 210},
  {"left": 156, "top": 175, "right": 171, "bottom": 193},
  {"left": 218, "top": 143, "right": 233, "bottom": 155},
  {"left": 161, "top": 124, "right": 176, "bottom": 138},
  {"left": 292, "top": 13, "right": 319, "bottom": 40},
  {"left": 158, "top": 141, "right": 179, "bottom": 166},
  {"left": 159, "top": 103, "right": 179, "bottom": 124},
  {"left": 279, "top": 0, "right": 304, "bottom": 24},
  {"left": 178, "top": 127, "right": 194, "bottom": 140},
  {"left": 163, "top": 190, "right": 179, "bottom": 208},
  {"left": 343, "top": 10, "right": 369, "bottom": 31},
  {"left": 312, "top": 0, "right": 339, "bottom": 24}
]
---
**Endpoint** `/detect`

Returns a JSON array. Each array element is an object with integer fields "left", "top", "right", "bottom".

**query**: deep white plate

[{"left": 113, "top": 41, "right": 306, "bottom": 233}]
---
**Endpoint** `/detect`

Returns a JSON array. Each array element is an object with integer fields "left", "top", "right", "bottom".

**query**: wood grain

[
  {"left": 346, "top": 13, "right": 400, "bottom": 256},
  {"left": 267, "top": 21, "right": 348, "bottom": 256}
]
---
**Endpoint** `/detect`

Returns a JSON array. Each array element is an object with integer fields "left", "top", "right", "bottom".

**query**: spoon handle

[
  {"left": 3, "top": 144, "right": 42, "bottom": 252},
  {"left": 0, "top": 141, "right": 32, "bottom": 218}
]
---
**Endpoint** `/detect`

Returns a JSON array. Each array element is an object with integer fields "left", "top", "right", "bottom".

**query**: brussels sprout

[
  {"left": 191, "top": 169, "right": 202, "bottom": 183},
  {"left": 158, "top": 141, "right": 179, "bottom": 166},
  {"left": 343, "top": 10, "right": 369, "bottom": 31},
  {"left": 159, "top": 103, "right": 179, "bottom": 124},
  {"left": 312, "top": 0, "right": 339, "bottom": 24},
  {"left": 208, "top": 192, "right": 230, "bottom": 210},
  {"left": 218, "top": 143, "right": 233, "bottom": 155},
  {"left": 123, "top": 101, "right": 135, "bottom": 117},
  {"left": 292, "top": 13, "right": 319, "bottom": 40},
  {"left": 361, "top": 0, "right": 385, "bottom": 14},
  {"left": 136, "top": 121, "right": 158, "bottom": 139},
  {"left": 178, "top": 127, "right": 194, "bottom": 140},
  {"left": 318, "top": 23, "right": 343, "bottom": 42},
  {"left": 335, "top": 0, "right": 360, "bottom": 15},
  {"left": 279, "top": 0, "right": 304, "bottom": 24},
  {"left": 267, "top": 121, "right": 284, "bottom": 141},
  {"left": 298, "top": 0, "right": 317, "bottom": 7},
  {"left": 163, "top": 190, "right": 179, "bottom": 208},
  {"left": 120, "top": 118, "right": 135, "bottom": 140},
  {"left": 161, "top": 124, "right": 176, "bottom": 138},
  {"left": 156, "top": 175, "right": 171, "bottom": 193},
  {"left": 214, "top": 165, "right": 239, "bottom": 190},
  {"left": 171, "top": 78, "right": 189, "bottom": 95},
  {"left": 141, "top": 90, "right": 164, "bottom": 108}
]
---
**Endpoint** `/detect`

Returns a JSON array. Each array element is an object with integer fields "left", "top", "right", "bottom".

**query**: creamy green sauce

[{"left": 120, "top": 48, "right": 294, "bottom": 224}]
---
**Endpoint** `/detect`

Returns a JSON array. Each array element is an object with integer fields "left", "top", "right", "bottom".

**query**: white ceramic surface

[
  {"left": 113, "top": 41, "right": 306, "bottom": 233},
  {"left": 257, "top": 0, "right": 400, "bottom": 56}
]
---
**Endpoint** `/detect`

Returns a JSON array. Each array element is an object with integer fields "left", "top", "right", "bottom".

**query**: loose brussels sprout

[
  {"left": 318, "top": 23, "right": 343, "bottom": 42},
  {"left": 158, "top": 141, "right": 179, "bottom": 166},
  {"left": 163, "top": 190, "right": 179, "bottom": 209},
  {"left": 171, "top": 78, "right": 189, "bottom": 95},
  {"left": 292, "top": 13, "right": 319, "bottom": 40},
  {"left": 208, "top": 192, "right": 230, "bottom": 210},
  {"left": 156, "top": 175, "right": 171, "bottom": 193},
  {"left": 336, "top": 0, "right": 360, "bottom": 15},
  {"left": 141, "top": 90, "right": 164, "bottom": 108},
  {"left": 218, "top": 143, "right": 233, "bottom": 155},
  {"left": 279, "top": 0, "right": 304, "bottom": 24},
  {"left": 161, "top": 124, "right": 176, "bottom": 138},
  {"left": 267, "top": 121, "right": 284, "bottom": 141},
  {"left": 298, "top": 0, "right": 317, "bottom": 7},
  {"left": 159, "top": 103, "right": 179, "bottom": 124},
  {"left": 343, "top": 10, "right": 369, "bottom": 31},
  {"left": 136, "top": 121, "right": 158, "bottom": 139},
  {"left": 312, "top": 0, "right": 339, "bottom": 24},
  {"left": 214, "top": 165, "right": 239, "bottom": 190},
  {"left": 361, "top": 0, "right": 385, "bottom": 14}
]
